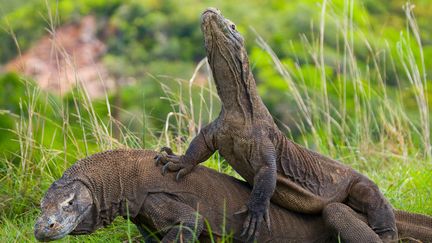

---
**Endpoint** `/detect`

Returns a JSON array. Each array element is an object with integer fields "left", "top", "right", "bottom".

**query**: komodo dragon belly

[{"left": 217, "top": 132, "right": 257, "bottom": 183}]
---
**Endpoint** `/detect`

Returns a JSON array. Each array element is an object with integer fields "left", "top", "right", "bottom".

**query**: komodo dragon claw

[
  {"left": 234, "top": 205, "right": 248, "bottom": 215},
  {"left": 155, "top": 147, "right": 194, "bottom": 181},
  {"left": 161, "top": 161, "right": 194, "bottom": 181},
  {"left": 154, "top": 147, "right": 175, "bottom": 166},
  {"left": 235, "top": 204, "right": 271, "bottom": 242},
  {"left": 160, "top": 147, "right": 174, "bottom": 155},
  {"left": 264, "top": 209, "right": 271, "bottom": 232}
]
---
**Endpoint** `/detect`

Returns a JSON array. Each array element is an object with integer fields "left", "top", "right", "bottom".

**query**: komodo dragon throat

[
  {"left": 155, "top": 7, "right": 397, "bottom": 241},
  {"left": 35, "top": 150, "right": 432, "bottom": 242}
]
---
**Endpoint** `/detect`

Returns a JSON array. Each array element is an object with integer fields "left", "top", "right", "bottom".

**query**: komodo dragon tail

[{"left": 395, "top": 210, "right": 432, "bottom": 242}]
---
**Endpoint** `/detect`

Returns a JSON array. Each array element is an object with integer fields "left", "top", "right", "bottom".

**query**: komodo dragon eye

[
  {"left": 61, "top": 194, "right": 75, "bottom": 210},
  {"left": 225, "top": 19, "right": 236, "bottom": 31}
]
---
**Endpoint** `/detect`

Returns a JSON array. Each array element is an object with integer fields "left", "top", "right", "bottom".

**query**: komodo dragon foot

[
  {"left": 235, "top": 204, "right": 271, "bottom": 242},
  {"left": 154, "top": 147, "right": 195, "bottom": 181}
]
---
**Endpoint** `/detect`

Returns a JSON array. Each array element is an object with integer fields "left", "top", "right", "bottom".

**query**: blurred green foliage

[
  {"left": 2, "top": 0, "right": 432, "bottom": 69},
  {"left": 0, "top": 0, "right": 431, "bottom": 153},
  {"left": 0, "top": 73, "right": 23, "bottom": 153},
  {"left": 1, "top": 0, "right": 431, "bottom": 137}
]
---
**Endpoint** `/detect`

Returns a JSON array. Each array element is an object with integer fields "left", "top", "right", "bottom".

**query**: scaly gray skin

[
  {"left": 35, "top": 150, "right": 432, "bottom": 243},
  {"left": 155, "top": 7, "right": 397, "bottom": 242}
]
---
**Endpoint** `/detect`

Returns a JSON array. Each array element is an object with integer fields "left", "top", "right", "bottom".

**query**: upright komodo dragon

[
  {"left": 35, "top": 149, "right": 432, "bottom": 242},
  {"left": 155, "top": 7, "right": 397, "bottom": 241}
]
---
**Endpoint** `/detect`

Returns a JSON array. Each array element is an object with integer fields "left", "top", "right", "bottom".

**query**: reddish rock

[{"left": 6, "top": 16, "right": 114, "bottom": 98}]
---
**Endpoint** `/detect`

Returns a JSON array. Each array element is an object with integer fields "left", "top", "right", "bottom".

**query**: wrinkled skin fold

[
  {"left": 156, "top": 7, "right": 397, "bottom": 242},
  {"left": 36, "top": 149, "right": 432, "bottom": 242}
]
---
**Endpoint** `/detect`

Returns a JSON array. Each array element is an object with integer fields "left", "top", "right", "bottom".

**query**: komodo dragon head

[
  {"left": 201, "top": 7, "right": 258, "bottom": 114},
  {"left": 34, "top": 180, "right": 93, "bottom": 241},
  {"left": 201, "top": 7, "right": 245, "bottom": 59}
]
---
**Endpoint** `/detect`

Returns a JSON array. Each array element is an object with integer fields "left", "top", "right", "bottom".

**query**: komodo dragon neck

[{"left": 201, "top": 9, "right": 270, "bottom": 123}]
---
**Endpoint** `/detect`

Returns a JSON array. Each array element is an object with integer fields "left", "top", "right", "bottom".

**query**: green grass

[{"left": 1, "top": 1, "right": 431, "bottom": 242}]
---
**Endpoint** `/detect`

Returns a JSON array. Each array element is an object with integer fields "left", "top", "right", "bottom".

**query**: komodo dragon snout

[{"left": 34, "top": 181, "right": 93, "bottom": 242}]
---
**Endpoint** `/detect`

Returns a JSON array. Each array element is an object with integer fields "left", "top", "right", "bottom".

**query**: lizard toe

[
  {"left": 162, "top": 162, "right": 182, "bottom": 175},
  {"left": 154, "top": 154, "right": 168, "bottom": 166},
  {"left": 264, "top": 208, "right": 271, "bottom": 232},
  {"left": 246, "top": 215, "right": 257, "bottom": 241},
  {"left": 160, "top": 147, "right": 175, "bottom": 155},
  {"left": 241, "top": 214, "right": 251, "bottom": 237},
  {"left": 175, "top": 166, "right": 193, "bottom": 181}
]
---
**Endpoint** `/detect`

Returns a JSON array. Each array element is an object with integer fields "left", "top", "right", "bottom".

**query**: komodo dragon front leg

[
  {"left": 234, "top": 136, "right": 277, "bottom": 240},
  {"left": 155, "top": 123, "right": 216, "bottom": 181},
  {"left": 141, "top": 193, "right": 204, "bottom": 243}
]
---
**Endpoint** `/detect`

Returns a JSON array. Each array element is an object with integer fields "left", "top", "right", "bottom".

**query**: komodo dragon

[
  {"left": 155, "top": 7, "right": 397, "bottom": 241},
  {"left": 35, "top": 149, "right": 432, "bottom": 242}
]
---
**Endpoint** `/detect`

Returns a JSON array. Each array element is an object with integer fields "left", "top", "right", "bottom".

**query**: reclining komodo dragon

[
  {"left": 35, "top": 149, "right": 432, "bottom": 242},
  {"left": 156, "top": 7, "right": 397, "bottom": 241}
]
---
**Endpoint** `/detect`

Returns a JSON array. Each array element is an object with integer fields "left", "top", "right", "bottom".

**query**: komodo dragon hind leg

[
  {"left": 323, "top": 203, "right": 382, "bottom": 243},
  {"left": 141, "top": 193, "right": 204, "bottom": 243},
  {"left": 323, "top": 203, "right": 427, "bottom": 243},
  {"left": 346, "top": 178, "right": 398, "bottom": 242}
]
